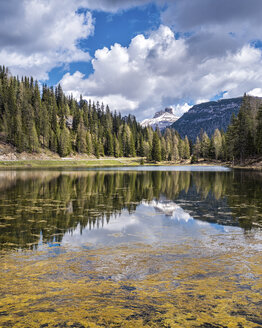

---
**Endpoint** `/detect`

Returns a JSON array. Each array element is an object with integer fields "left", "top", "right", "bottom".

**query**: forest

[
  {"left": 0, "top": 65, "right": 190, "bottom": 162},
  {"left": 0, "top": 65, "right": 262, "bottom": 164},
  {"left": 193, "top": 94, "right": 262, "bottom": 164}
]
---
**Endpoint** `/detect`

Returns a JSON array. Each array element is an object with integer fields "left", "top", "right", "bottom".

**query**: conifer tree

[
  {"left": 193, "top": 136, "right": 201, "bottom": 159},
  {"left": 201, "top": 132, "right": 211, "bottom": 159},
  {"left": 105, "top": 129, "right": 114, "bottom": 156},
  {"left": 28, "top": 122, "right": 39, "bottom": 152},
  {"left": 58, "top": 119, "right": 71, "bottom": 157},
  {"left": 173, "top": 144, "right": 179, "bottom": 161},
  {"left": 178, "top": 138, "right": 185, "bottom": 159},
  {"left": 256, "top": 106, "right": 262, "bottom": 154},
  {"left": 76, "top": 115, "right": 87, "bottom": 153},
  {"left": 212, "top": 129, "right": 222, "bottom": 159},
  {"left": 113, "top": 134, "right": 120, "bottom": 158},
  {"left": 151, "top": 132, "right": 161, "bottom": 162},
  {"left": 184, "top": 136, "right": 190, "bottom": 159},
  {"left": 86, "top": 132, "right": 92, "bottom": 155},
  {"left": 161, "top": 138, "right": 167, "bottom": 161}
]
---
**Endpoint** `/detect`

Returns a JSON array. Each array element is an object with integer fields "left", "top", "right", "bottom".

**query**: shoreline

[
  {"left": 0, "top": 157, "right": 261, "bottom": 170},
  {"left": 0, "top": 158, "right": 235, "bottom": 170}
]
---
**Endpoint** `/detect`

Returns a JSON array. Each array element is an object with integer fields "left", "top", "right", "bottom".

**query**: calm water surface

[{"left": 0, "top": 166, "right": 262, "bottom": 327}]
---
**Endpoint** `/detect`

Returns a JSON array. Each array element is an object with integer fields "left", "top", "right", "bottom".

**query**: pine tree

[
  {"left": 178, "top": 138, "right": 185, "bottom": 159},
  {"left": 76, "top": 116, "right": 87, "bottom": 153},
  {"left": 256, "top": 106, "right": 262, "bottom": 154},
  {"left": 226, "top": 114, "right": 238, "bottom": 161},
  {"left": 40, "top": 105, "right": 50, "bottom": 148},
  {"left": 173, "top": 144, "right": 179, "bottom": 161},
  {"left": 94, "top": 139, "right": 100, "bottom": 159},
  {"left": 193, "top": 136, "right": 201, "bottom": 159},
  {"left": 105, "top": 129, "right": 114, "bottom": 156},
  {"left": 113, "top": 134, "right": 120, "bottom": 158},
  {"left": 27, "top": 120, "right": 39, "bottom": 152},
  {"left": 212, "top": 129, "right": 222, "bottom": 160},
  {"left": 161, "top": 138, "right": 167, "bottom": 161},
  {"left": 128, "top": 134, "right": 136, "bottom": 157},
  {"left": 58, "top": 119, "right": 71, "bottom": 157},
  {"left": 201, "top": 132, "right": 211, "bottom": 159},
  {"left": 151, "top": 132, "right": 161, "bottom": 162},
  {"left": 86, "top": 132, "right": 93, "bottom": 155},
  {"left": 184, "top": 136, "right": 190, "bottom": 159}
]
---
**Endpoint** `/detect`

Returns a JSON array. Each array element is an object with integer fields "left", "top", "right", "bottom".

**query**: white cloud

[
  {"left": 60, "top": 25, "right": 262, "bottom": 120},
  {"left": 196, "top": 99, "right": 210, "bottom": 105},
  {"left": 79, "top": 0, "right": 151, "bottom": 12},
  {"left": 172, "top": 103, "right": 191, "bottom": 116},
  {"left": 0, "top": 0, "right": 94, "bottom": 79},
  {"left": 2, "top": 0, "right": 262, "bottom": 119},
  {"left": 247, "top": 88, "right": 262, "bottom": 97}
]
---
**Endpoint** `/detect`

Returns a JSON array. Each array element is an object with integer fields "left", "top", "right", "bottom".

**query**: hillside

[{"left": 170, "top": 97, "right": 244, "bottom": 141}]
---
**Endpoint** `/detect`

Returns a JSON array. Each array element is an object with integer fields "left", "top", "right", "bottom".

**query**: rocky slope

[
  {"left": 170, "top": 97, "right": 244, "bottom": 141},
  {"left": 141, "top": 107, "right": 179, "bottom": 130}
]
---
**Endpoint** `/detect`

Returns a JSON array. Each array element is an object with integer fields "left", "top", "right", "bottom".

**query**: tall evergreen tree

[
  {"left": 212, "top": 129, "right": 222, "bottom": 160},
  {"left": 201, "top": 132, "right": 211, "bottom": 159},
  {"left": 151, "top": 132, "right": 161, "bottom": 162},
  {"left": 76, "top": 115, "right": 87, "bottom": 153},
  {"left": 256, "top": 106, "right": 262, "bottom": 154},
  {"left": 193, "top": 136, "right": 201, "bottom": 159}
]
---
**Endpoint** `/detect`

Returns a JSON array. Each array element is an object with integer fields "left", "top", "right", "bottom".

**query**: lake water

[{"left": 0, "top": 166, "right": 262, "bottom": 327}]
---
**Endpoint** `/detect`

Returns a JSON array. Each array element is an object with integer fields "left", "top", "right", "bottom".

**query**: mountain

[
  {"left": 170, "top": 97, "right": 243, "bottom": 141},
  {"left": 141, "top": 107, "right": 179, "bottom": 130}
]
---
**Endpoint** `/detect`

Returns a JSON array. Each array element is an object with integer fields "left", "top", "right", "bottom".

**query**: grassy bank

[
  {"left": 1, "top": 157, "right": 260, "bottom": 170},
  {"left": 0, "top": 158, "right": 229, "bottom": 170},
  {"left": 0, "top": 158, "right": 143, "bottom": 169}
]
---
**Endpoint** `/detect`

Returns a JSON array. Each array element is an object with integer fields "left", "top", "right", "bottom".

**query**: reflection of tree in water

[{"left": 0, "top": 169, "right": 261, "bottom": 249}]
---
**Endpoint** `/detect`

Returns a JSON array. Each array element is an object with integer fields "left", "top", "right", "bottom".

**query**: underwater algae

[
  {"left": 0, "top": 242, "right": 262, "bottom": 328},
  {"left": 0, "top": 169, "right": 262, "bottom": 327}
]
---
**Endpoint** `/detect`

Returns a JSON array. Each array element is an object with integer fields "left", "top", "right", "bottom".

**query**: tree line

[
  {"left": 1, "top": 66, "right": 261, "bottom": 163},
  {"left": 0, "top": 65, "right": 191, "bottom": 162},
  {"left": 192, "top": 94, "right": 262, "bottom": 163}
]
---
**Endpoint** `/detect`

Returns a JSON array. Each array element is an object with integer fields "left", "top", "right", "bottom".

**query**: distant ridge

[{"left": 170, "top": 97, "right": 244, "bottom": 141}]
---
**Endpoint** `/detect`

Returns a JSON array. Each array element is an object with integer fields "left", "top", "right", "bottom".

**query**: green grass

[
  {"left": 0, "top": 157, "right": 234, "bottom": 170},
  {"left": 0, "top": 158, "right": 143, "bottom": 169}
]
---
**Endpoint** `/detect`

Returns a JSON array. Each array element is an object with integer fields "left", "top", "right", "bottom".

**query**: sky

[{"left": 1, "top": 0, "right": 262, "bottom": 121}]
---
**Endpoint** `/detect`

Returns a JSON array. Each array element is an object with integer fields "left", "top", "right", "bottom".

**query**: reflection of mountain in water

[
  {"left": 143, "top": 194, "right": 235, "bottom": 226},
  {"left": 0, "top": 169, "right": 262, "bottom": 249},
  {"left": 143, "top": 200, "right": 193, "bottom": 222}
]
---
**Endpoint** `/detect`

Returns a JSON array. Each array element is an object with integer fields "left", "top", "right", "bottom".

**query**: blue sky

[
  {"left": 1, "top": 0, "right": 262, "bottom": 120},
  {"left": 48, "top": 4, "right": 161, "bottom": 86}
]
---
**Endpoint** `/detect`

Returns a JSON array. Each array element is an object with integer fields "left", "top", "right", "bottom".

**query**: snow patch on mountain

[{"left": 141, "top": 107, "right": 179, "bottom": 130}]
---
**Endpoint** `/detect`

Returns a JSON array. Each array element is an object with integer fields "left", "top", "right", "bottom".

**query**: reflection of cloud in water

[
  {"left": 142, "top": 200, "right": 193, "bottom": 222},
  {"left": 61, "top": 199, "right": 241, "bottom": 249}
]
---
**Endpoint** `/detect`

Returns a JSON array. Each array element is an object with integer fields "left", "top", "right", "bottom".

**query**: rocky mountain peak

[
  {"left": 170, "top": 97, "right": 245, "bottom": 141},
  {"left": 164, "top": 107, "right": 173, "bottom": 114},
  {"left": 141, "top": 107, "right": 179, "bottom": 130}
]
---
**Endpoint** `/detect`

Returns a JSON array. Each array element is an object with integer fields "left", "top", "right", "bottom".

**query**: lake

[{"left": 0, "top": 166, "right": 262, "bottom": 327}]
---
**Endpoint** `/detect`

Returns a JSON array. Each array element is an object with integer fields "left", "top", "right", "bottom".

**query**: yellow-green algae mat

[{"left": 0, "top": 242, "right": 262, "bottom": 328}]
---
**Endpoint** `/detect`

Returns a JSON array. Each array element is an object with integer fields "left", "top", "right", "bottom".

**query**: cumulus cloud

[
  {"left": 2, "top": 0, "right": 262, "bottom": 119},
  {"left": 247, "top": 88, "right": 262, "bottom": 98},
  {"left": 0, "top": 0, "right": 94, "bottom": 79},
  {"left": 79, "top": 0, "right": 151, "bottom": 12},
  {"left": 172, "top": 103, "right": 192, "bottom": 116},
  {"left": 161, "top": 0, "right": 262, "bottom": 35},
  {"left": 160, "top": 0, "right": 262, "bottom": 61},
  {"left": 60, "top": 25, "right": 262, "bottom": 120}
]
